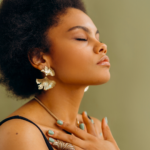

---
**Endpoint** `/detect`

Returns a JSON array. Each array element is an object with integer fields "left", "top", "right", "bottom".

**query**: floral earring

[{"left": 36, "top": 66, "right": 56, "bottom": 91}]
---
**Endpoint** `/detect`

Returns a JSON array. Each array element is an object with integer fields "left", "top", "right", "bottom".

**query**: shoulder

[{"left": 0, "top": 117, "right": 49, "bottom": 150}]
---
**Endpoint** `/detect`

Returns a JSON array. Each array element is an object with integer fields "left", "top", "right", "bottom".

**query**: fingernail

[
  {"left": 100, "top": 133, "right": 103, "bottom": 136},
  {"left": 91, "top": 119, "right": 94, "bottom": 124},
  {"left": 105, "top": 117, "right": 108, "bottom": 125},
  {"left": 48, "top": 130, "right": 54, "bottom": 135},
  {"left": 49, "top": 137, "right": 55, "bottom": 143},
  {"left": 84, "top": 111, "right": 87, "bottom": 116},
  {"left": 79, "top": 123, "right": 85, "bottom": 130},
  {"left": 57, "top": 120, "right": 63, "bottom": 125}
]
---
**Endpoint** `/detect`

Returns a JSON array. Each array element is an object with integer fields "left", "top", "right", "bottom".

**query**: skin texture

[{"left": 0, "top": 8, "right": 116, "bottom": 150}]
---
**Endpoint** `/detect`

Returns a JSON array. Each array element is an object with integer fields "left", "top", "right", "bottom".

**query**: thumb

[{"left": 102, "top": 117, "right": 119, "bottom": 150}]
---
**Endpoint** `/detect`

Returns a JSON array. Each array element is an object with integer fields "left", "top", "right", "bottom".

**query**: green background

[{"left": 0, "top": 0, "right": 150, "bottom": 150}]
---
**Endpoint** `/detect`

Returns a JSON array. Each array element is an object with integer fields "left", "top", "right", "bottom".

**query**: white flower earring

[{"left": 36, "top": 66, "right": 56, "bottom": 91}]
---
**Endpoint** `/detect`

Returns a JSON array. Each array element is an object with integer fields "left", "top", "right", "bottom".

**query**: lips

[{"left": 97, "top": 55, "right": 110, "bottom": 66}]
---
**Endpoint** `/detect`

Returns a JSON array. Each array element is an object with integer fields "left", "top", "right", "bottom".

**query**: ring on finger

[{"left": 50, "top": 138, "right": 75, "bottom": 150}]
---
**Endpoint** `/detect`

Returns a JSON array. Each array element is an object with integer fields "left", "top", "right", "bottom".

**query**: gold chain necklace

[{"left": 34, "top": 96, "right": 80, "bottom": 127}]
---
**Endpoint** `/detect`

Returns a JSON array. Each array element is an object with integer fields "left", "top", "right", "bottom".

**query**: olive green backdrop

[{"left": 0, "top": 0, "right": 150, "bottom": 150}]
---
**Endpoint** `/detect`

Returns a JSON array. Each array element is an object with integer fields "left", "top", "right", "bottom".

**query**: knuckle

[
  {"left": 68, "top": 134, "right": 75, "bottom": 143},
  {"left": 88, "top": 134, "right": 96, "bottom": 141},
  {"left": 65, "top": 122, "right": 70, "bottom": 129},
  {"left": 53, "top": 130, "right": 60, "bottom": 138},
  {"left": 91, "top": 136, "right": 99, "bottom": 142},
  {"left": 73, "top": 126, "right": 79, "bottom": 133},
  {"left": 85, "top": 139, "right": 100, "bottom": 150},
  {"left": 64, "top": 122, "right": 77, "bottom": 133},
  {"left": 92, "top": 131, "right": 97, "bottom": 137},
  {"left": 84, "top": 142, "right": 92, "bottom": 150},
  {"left": 88, "top": 129, "right": 97, "bottom": 137}
]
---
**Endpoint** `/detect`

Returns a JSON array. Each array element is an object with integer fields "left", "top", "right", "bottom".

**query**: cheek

[
  {"left": 52, "top": 41, "right": 110, "bottom": 85},
  {"left": 52, "top": 42, "right": 93, "bottom": 83}
]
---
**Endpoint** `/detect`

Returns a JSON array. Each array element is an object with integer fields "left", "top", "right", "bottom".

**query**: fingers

[
  {"left": 102, "top": 117, "right": 120, "bottom": 150},
  {"left": 102, "top": 117, "right": 114, "bottom": 142},
  {"left": 55, "top": 120, "right": 90, "bottom": 140},
  {"left": 82, "top": 112, "right": 103, "bottom": 139},
  {"left": 47, "top": 129, "right": 86, "bottom": 149},
  {"left": 82, "top": 112, "right": 98, "bottom": 137}
]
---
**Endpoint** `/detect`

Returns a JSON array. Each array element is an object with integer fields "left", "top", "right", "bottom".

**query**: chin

[{"left": 94, "top": 71, "right": 111, "bottom": 85}]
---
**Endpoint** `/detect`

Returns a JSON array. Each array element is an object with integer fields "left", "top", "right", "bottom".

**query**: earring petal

[
  {"left": 41, "top": 66, "right": 55, "bottom": 76},
  {"left": 44, "top": 80, "right": 56, "bottom": 90},
  {"left": 36, "top": 66, "right": 56, "bottom": 91},
  {"left": 38, "top": 84, "right": 44, "bottom": 90},
  {"left": 36, "top": 77, "right": 56, "bottom": 90},
  {"left": 49, "top": 68, "right": 55, "bottom": 76}
]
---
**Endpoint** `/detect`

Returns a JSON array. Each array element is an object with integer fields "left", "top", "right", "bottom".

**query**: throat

[{"left": 34, "top": 96, "right": 81, "bottom": 126}]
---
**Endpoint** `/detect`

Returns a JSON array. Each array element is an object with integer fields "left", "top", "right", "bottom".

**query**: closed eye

[{"left": 76, "top": 38, "right": 87, "bottom": 41}]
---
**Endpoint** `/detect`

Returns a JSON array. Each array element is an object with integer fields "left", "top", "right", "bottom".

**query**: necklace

[{"left": 34, "top": 96, "right": 80, "bottom": 128}]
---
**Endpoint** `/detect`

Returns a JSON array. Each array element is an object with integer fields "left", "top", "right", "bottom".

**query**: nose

[{"left": 94, "top": 42, "right": 107, "bottom": 54}]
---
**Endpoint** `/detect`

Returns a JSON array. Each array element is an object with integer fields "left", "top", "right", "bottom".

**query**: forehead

[{"left": 48, "top": 8, "right": 97, "bottom": 34}]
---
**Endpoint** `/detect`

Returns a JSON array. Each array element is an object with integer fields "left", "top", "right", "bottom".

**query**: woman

[{"left": 0, "top": 0, "right": 120, "bottom": 150}]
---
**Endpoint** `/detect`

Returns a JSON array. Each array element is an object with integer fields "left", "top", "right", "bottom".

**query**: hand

[{"left": 47, "top": 112, "right": 120, "bottom": 150}]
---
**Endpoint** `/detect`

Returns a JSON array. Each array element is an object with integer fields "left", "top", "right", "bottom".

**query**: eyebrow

[{"left": 67, "top": 26, "right": 99, "bottom": 35}]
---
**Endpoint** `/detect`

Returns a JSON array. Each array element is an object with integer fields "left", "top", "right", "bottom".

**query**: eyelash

[
  {"left": 76, "top": 38, "right": 103, "bottom": 43},
  {"left": 76, "top": 38, "right": 87, "bottom": 41}
]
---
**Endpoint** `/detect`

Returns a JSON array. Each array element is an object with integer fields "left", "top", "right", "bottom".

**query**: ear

[{"left": 28, "top": 48, "right": 52, "bottom": 71}]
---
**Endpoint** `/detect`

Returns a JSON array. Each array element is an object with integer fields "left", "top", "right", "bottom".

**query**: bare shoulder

[{"left": 0, "top": 118, "right": 49, "bottom": 150}]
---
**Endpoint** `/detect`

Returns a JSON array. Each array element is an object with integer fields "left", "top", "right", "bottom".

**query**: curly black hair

[{"left": 0, "top": 0, "right": 86, "bottom": 99}]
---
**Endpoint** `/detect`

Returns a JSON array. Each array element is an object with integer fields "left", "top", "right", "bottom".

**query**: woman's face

[{"left": 47, "top": 8, "right": 110, "bottom": 86}]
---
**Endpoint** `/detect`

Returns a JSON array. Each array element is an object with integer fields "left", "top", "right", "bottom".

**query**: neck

[{"left": 35, "top": 84, "right": 86, "bottom": 125}]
